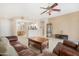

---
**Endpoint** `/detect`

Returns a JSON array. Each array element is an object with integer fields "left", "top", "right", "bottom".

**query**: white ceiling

[{"left": 0, "top": 3, "right": 79, "bottom": 20}]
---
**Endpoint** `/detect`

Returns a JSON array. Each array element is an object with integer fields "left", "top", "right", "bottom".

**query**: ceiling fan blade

[
  {"left": 52, "top": 9, "right": 61, "bottom": 11},
  {"left": 40, "top": 10, "right": 48, "bottom": 15},
  {"left": 51, "top": 3, "right": 58, "bottom": 8},
  {"left": 40, "top": 7, "right": 47, "bottom": 9}
]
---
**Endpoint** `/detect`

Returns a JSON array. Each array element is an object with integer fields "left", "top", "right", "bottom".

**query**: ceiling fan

[{"left": 40, "top": 3, "right": 61, "bottom": 15}]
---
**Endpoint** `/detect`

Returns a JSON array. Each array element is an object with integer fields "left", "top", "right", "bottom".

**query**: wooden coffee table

[{"left": 28, "top": 37, "right": 49, "bottom": 53}]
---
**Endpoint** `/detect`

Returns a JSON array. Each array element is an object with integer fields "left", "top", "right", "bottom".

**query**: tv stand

[{"left": 55, "top": 34, "right": 68, "bottom": 40}]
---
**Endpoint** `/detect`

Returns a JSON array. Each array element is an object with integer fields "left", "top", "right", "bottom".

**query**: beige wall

[{"left": 49, "top": 11, "right": 79, "bottom": 41}]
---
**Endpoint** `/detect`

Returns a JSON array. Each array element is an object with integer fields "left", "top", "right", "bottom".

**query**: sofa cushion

[
  {"left": 6, "top": 36, "right": 18, "bottom": 42},
  {"left": 18, "top": 49, "right": 37, "bottom": 56},
  {"left": 10, "top": 41, "right": 19, "bottom": 45},
  {"left": 11, "top": 42, "right": 27, "bottom": 52},
  {"left": 63, "top": 40, "right": 77, "bottom": 49},
  {"left": 60, "top": 44, "right": 79, "bottom": 56}
]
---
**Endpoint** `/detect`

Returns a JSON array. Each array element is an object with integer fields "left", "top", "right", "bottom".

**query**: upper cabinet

[{"left": 46, "top": 23, "right": 53, "bottom": 38}]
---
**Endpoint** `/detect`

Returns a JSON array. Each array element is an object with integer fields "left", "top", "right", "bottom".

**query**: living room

[{"left": 0, "top": 3, "right": 79, "bottom": 56}]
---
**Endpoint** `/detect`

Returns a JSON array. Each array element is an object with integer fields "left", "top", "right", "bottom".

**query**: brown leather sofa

[
  {"left": 53, "top": 40, "right": 79, "bottom": 56},
  {"left": 6, "top": 36, "right": 38, "bottom": 56},
  {"left": 6, "top": 36, "right": 28, "bottom": 52}
]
